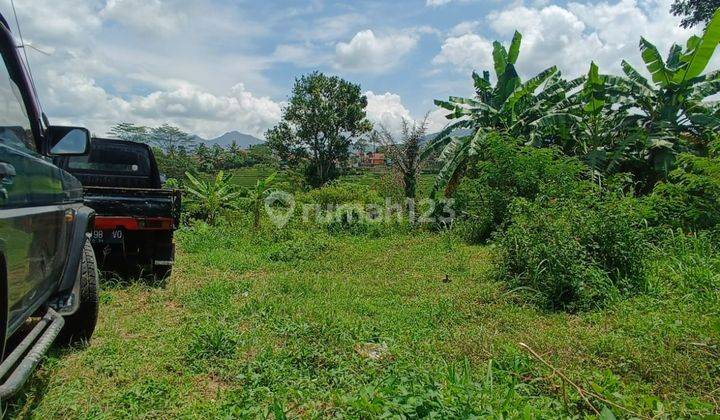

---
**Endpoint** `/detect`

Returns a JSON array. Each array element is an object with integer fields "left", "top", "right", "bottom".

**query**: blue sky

[{"left": 0, "top": 0, "right": 711, "bottom": 138}]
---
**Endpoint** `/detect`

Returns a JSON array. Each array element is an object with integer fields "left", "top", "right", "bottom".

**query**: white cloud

[
  {"left": 433, "top": 0, "right": 712, "bottom": 80},
  {"left": 272, "top": 43, "right": 329, "bottom": 67},
  {"left": 2, "top": 0, "right": 284, "bottom": 139},
  {"left": 426, "top": 109, "right": 450, "bottom": 133},
  {"left": 432, "top": 33, "right": 493, "bottom": 72},
  {"left": 448, "top": 21, "right": 481, "bottom": 37},
  {"left": 426, "top": 0, "right": 453, "bottom": 6},
  {"left": 335, "top": 30, "right": 419, "bottom": 73},
  {"left": 365, "top": 91, "right": 448, "bottom": 135},
  {"left": 100, "top": 0, "right": 187, "bottom": 36},
  {"left": 39, "top": 69, "right": 282, "bottom": 138},
  {"left": 365, "top": 91, "right": 414, "bottom": 134},
  {"left": 296, "top": 13, "right": 367, "bottom": 42},
  {"left": 2, "top": 0, "right": 102, "bottom": 44}
]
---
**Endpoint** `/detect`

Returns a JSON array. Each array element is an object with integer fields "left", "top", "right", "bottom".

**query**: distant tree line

[{"left": 107, "top": 123, "right": 277, "bottom": 180}]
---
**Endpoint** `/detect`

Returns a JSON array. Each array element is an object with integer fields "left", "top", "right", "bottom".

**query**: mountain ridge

[{"left": 192, "top": 130, "right": 264, "bottom": 149}]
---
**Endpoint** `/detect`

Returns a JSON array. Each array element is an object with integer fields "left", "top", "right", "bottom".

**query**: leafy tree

[
  {"left": 671, "top": 0, "right": 720, "bottom": 28},
  {"left": 266, "top": 71, "right": 373, "bottom": 187},
  {"left": 246, "top": 144, "right": 276, "bottom": 167},
  {"left": 147, "top": 124, "right": 194, "bottom": 153},
  {"left": 184, "top": 171, "right": 241, "bottom": 223},
  {"left": 153, "top": 146, "right": 198, "bottom": 180},
  {"left": 108, "top": 123, "right": 194, "bottom": 153},
  {"left": 108, "top": 122, "right": 147, "bottom": 142},
  {"left": 425, "top": 31, "right": 580, "bottom": 196},
  {"left": 377, "top": 117, "right": 428, "bottom": 199}
]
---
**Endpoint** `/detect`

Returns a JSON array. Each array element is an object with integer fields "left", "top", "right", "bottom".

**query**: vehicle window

[
  {"left": 0, "top": 53, "right": 33, "bottom": 151},
  {"left": 67, "top": 142, "right": 151, "bottom": 176}
]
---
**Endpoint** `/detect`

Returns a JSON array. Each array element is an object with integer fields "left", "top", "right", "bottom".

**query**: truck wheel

[{"left": 57, "top": 240, "right": 99, "bottom": 346}]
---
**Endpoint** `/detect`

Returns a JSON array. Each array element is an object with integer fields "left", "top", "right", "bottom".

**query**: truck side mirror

[{"left": 48, "top": 126, "right": 91, "bottom": 156}]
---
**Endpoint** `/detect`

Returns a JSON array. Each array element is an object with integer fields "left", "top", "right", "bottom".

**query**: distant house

[
  {"left": 350, "top": 150, "right": 387, "bottom": 167},
  {"left": 368, "top": 152, "right": 385, "bottom": 166}
]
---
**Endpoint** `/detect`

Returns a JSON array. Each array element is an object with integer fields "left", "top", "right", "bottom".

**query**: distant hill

[{"left": 191, "top": 131, "right": 264, "bottom": 149}]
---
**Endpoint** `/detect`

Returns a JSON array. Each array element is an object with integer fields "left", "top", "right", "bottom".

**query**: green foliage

[
  {"left": 299, "top": 181, "right": 381, "bottom": 206},
  {"left": 377, "top": 117, "right": 428, "bottom": 199},
  {"left": 11, "top": 215, "right": 720, "bottom": 417},
  {"left": 109, "top": 123, "right": 194, "bottom": 153},
  {"left": 433, "top": 12, "right": 720, "bottom": 196},
  {"left": 616, "top": 10, "right": 720, "bottom": 178},
  {"left": 453, "top": 135, "right": 589, "bottom": 243},
  {"left": 496, "top": 195, "right": 650, "bottom": 312},
  {"left": 267, "top": 230, "right": 331, "bottom": 262},
  {"left": 184, "top": 171, "right": 242, "bottom": 223},
  {"left": 239, "top": 172, "right": 277, "bottom": 230},
  {"left": 531, "top": 62, "right": 650, "bottom": 185},
  {"left": 671, "top": 0, "right": 720, "bottom": 28},
  {"left": 650, "top": 137, "right": 720, "bottom": 230},
  {"left": 425, "top": 31, "right": 574, "bottom": 196},
  {"left": 153, "top": 146, "right": 199, "bottom": 180},
  {"left": 266, "top": 71, "right": 373, "bottom": 187}
]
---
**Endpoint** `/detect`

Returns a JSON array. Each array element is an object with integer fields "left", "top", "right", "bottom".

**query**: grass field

[
  {"left": 4, "top": 218, "right": 718, "bottom": 418},
  {"left": 223, "top": 166, "right": 437, "bottom": 198}
]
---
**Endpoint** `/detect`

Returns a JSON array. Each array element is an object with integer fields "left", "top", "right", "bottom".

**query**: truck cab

[{"left": 0, "top": 14, "right": 99, "bottom": 399}]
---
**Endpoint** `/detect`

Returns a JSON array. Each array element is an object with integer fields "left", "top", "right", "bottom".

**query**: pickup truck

[
  {"left": 0, "top": 14, "right": 99, "bottom": 398},
  {"left": 56, "top": 139, "right": 181, "bottom": 279}
]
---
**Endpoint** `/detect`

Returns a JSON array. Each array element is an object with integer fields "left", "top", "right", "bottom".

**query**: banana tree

[
  {"left": 184, "top": 171, "right": 242, "bottom": 223},
  {"left": 241, "top": 172, "right": 277, "bottom": 230},
  {"left": 531, "top": 62, "right": 648, "bottom": 184},
  {"left": 619, "top": 8, "right": 720, "bottom": 174},
  {"left": 425, "top": 31, "right": 580, "bottom": 196}
]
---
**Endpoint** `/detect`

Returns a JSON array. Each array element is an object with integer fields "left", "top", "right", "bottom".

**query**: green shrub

[
  {"left": 299, "top": 181, "right": 382, "bottom": 206},
  {"left": 496, "top": 194, "right": 649, "bottom": 312},
  {"left": 649, "top": 138, "right": 720, "bottom": 231},
  {"left": 267, "top": 230, "right": 332, "bottom": 262},
  {"left": 453, "top": 137, "right": 590, "bottom": 244}
]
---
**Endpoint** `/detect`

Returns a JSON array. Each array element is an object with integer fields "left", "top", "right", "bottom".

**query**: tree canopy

[
  {"left": 265, "top": 71, "right": 372, "bottom": 187},
  {"left": 671, "top": 0, "right": 720, "bottom": 28},
  {"left": 108, "top": 123, "right": 194, "bottom": 153}
]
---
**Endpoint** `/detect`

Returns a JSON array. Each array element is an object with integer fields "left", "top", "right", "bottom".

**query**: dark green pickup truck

[{"left": 0, "top": 13, "right": 99, "bottom": 399}]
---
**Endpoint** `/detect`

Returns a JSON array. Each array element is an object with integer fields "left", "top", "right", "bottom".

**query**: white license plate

[{"left": 90, "top": 229, "right": 124, "bottom": 244}]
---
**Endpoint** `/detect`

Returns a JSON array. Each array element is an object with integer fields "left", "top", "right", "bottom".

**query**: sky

[{"left": 0, "top": 0, "right": 714, "bottom": 139}]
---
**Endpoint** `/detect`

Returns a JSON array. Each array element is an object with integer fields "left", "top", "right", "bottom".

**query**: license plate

[{"left": 90, "top": 229, "right": 124, "bottom": 244}]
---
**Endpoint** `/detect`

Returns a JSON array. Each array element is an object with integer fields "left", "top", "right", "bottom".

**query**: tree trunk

[
  {"left": 404, "top": 174, "right": 416, "bottom": 199},
  {"left": 253, "top": 200, "right": 261, "bottom": 230}
]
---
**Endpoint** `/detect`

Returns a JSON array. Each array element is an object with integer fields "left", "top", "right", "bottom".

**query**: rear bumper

[{"left": 94, "top": 216, "right": 175, "bottom": 231}]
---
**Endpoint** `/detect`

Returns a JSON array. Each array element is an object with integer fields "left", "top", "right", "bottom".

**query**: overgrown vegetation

[
  {"left": 6, "top": 193, "right": 718, "bottom": 417},
  {"left": 7, "top": 11, "right": 720, "bottom": 419},
  {"left": 435, "top": 10, "right": 720, "bottom": 314},
  {"left": 429, "top": 11, "right": 720, "bottom": 195}
]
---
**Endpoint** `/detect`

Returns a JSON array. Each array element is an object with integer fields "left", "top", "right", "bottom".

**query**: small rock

[{"left": 355, "top": 342, "right": 389, "bottom": 361}]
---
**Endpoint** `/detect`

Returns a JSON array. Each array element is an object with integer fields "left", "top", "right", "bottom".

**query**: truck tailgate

[{"left": 83, "top": 186, "right": 181, "bottom": 222}]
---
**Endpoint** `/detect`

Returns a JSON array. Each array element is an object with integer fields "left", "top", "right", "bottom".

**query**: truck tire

[{"left": 57, "top": 240, "right": 99, "bottom": 346}]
